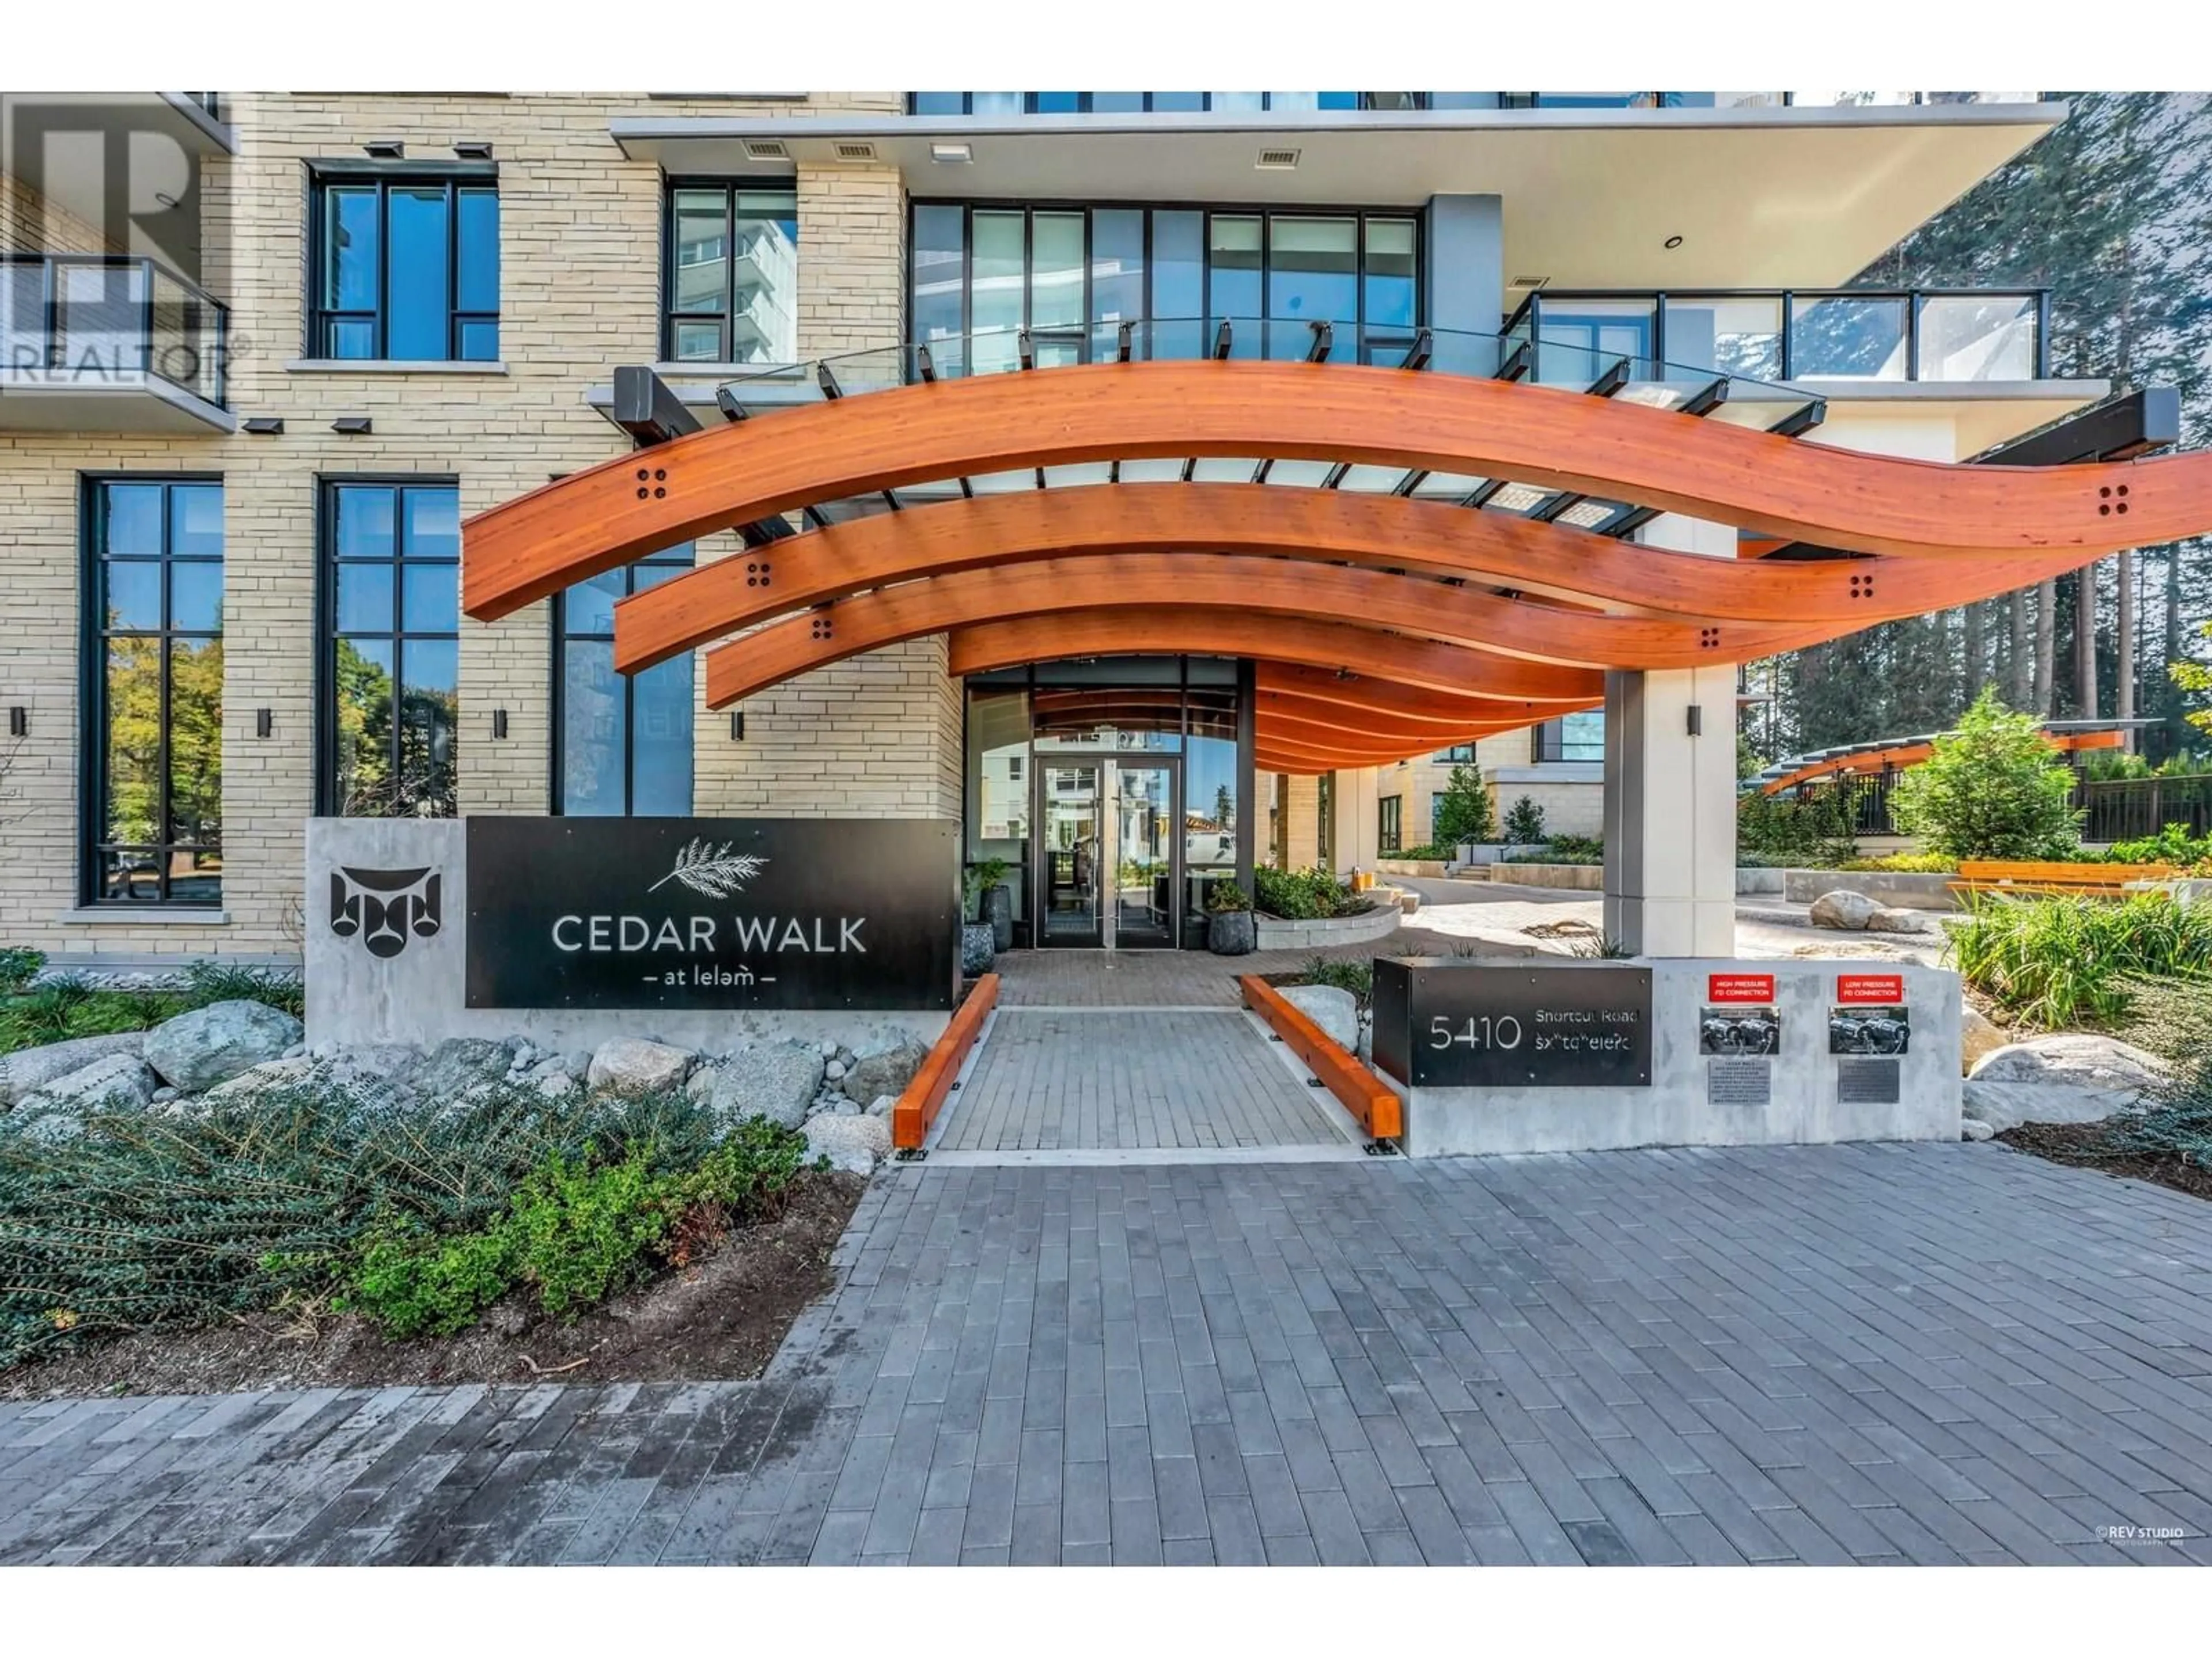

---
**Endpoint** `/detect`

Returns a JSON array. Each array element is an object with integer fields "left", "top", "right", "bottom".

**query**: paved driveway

[{"left": 5, "top": 1143, "right": 2211, "bottom": 1565}]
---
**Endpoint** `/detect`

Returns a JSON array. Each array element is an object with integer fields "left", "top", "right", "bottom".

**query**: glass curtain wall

[{"left": 910, "top": 204, "right": 1419, "bottom": 365}]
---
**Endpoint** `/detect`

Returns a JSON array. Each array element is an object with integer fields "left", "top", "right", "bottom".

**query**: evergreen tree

[{"left": 1431, "top": 765, "right": 1494, "bottom": 846}]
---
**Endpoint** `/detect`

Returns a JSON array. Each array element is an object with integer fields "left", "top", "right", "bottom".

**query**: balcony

[
  {"left": 0, "top": 253, "right": 233, "bottom": 434},
  {"left": 904, "top": 93, "right": 1808, "bottom": 115},
  {"left": 1507, "top": 287, "right": 2050, "bottom": 387}
]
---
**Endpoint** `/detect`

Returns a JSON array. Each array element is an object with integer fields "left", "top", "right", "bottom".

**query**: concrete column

[
  {"left": 1421, "top": 194, "right": 1503, "bottom": 370},
  {"left": 1334, "top": 767, "right": 1382, "bottom": 874},
  {"left": 1603, "top": 512, "right": 1739, "bottom": 957}
]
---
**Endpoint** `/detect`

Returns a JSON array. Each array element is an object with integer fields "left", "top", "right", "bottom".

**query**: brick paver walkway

[
  {"left": 934, "top": 1010, "right": 1355, "bottom": 1154},
  {"left": 9, "top": 1144, "right": 2212, "bottom": 1565}
]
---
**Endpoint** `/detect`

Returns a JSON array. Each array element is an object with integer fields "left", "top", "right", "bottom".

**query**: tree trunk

[
  {"left": 2074, "top": 564, "right": 2099, "bottom": 721},
  {"left": 2116, "top": 548, "right": 2137, "bottom": 748},
  {"left": 2008, "top": 589, "right": 2031, "bottom": 708},
  {"left": 2033, "top": 578, "right": 2056, "bottom": 715},
  {"left": 1963, "top": 602, "right": 1985, "bottom": 704}
]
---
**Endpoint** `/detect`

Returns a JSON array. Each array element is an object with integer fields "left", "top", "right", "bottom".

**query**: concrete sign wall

[
  {"left": 1373, "top": 957, "right": 1960, "bottom": 1158},
  {"left": 306, "top": 818, "right": 953, "bottom": 1054}
]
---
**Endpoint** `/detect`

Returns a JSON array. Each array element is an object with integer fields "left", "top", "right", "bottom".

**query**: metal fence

[{"left": 1775, "top": 771, "right": 2212, "bottom": 844}]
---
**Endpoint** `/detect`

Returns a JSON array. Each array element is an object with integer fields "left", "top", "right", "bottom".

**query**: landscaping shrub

[
  {"left": 181, "top": 961, "right": 306, "bottom": 1020},
  {"left": 1837, "top": 853, "right": 1959, "bottom": 874},
  {"left": 1737, "top": 783, "right": 1859, "bottom": 867},
  {"left": 0, "top": 949, "right": 44, "bottom": 997},
  {"left": 0, "top": 1079, "right": 798, "bottom": 1366},
  {"left": 1501, "top": 797, "right": 1547, "bottom": 846},
  {"left": 1297, "top": 955, "right": 1373, "bottom": 1007},
  {"left": 1205, "top": 880, "right": 1249, "bottom": 915},
  {"left": 1253, "top": 865, "right": 1365, "bottom": 921},
  {"left": 1431, "top": 765, "right": 1494, "bottom": 847},
  {"left": 2101, "top": 824, "right": 2212, "bottom": 870},
  {"left": 0, "top": 961, "right": 306, "bottom": 1057},
  {"left": 1889, "top": 688, "right": 2084, "bottom": 859},
  {"left": 1944, "top": 891, "right": 2212, "bottom": 1030},
  {"left": 345, "top": 1218, "right": 521, "bottom": 1340},
  {"left": 1390, "top": 844, "right": 1450, "bottom": 862},
  {"left": 2108, "top": 978, "right": 2212, "bottom": 1166},
  {"left": 1544, "top": 834, "right": 1605, "bottom": 865}
]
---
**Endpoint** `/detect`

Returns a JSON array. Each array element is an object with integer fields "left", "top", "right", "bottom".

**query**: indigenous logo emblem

[{"left": 331, "top": 866, "right": 443, "bottom": 959}]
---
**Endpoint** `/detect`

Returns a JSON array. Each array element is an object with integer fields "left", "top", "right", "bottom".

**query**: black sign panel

[
  {"left": 465, "top": 817, "right": 959, "bottom": 1011},
  {"left": 1371, "top": 959, "right": 1653, "bottom": 1088}
]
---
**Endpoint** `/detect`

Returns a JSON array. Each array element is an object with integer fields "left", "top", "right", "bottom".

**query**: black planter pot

[
  {"left": 1207, "top": 910, "right": 1257, "bottom": 956},
  {"left": 984, "top": 884, "right": 1013, "bottom": 952}
]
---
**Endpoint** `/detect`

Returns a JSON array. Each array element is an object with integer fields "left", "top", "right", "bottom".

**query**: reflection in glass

[
  {"left": 1662, "top": 294, "right": 1782, "bottom": 379},
  {"left": 1183, "top": 689, "right": 1240, "bottom": 945},
  {"left": 1112, "top": 763, "right": 1175, "bottom": 948},
  {"left": 965, "top": 687, "right": 1030, "bottom": 935},
  {"left": 323, "top": 185, "right": 380, "bottom": 316},
  {"left": 972, "top": 211, "right": 1024, "bottom": 374},
  {"left": 1210, "top": 216, "right": 1262, "bottom": 355},
  {"left": 912, "top": 203, "right": 965, "bottom": 346},
  {"left": 386, "top": 185, "right": 451, "bottom": 359},
  {"left": 1032, "top": 212, "right": 1085, "bottom": 333},
  {"left": 558, "top": 546, "right": 696, "bottom": 815},
  {"left": 1152, "top": 211, "right": 1203, "bottom": 360},
  {"left": 1039, "top": 763, "right": 1102, "bottom": 945},
  {"left": 93, "top": 479, "right": 222, "bottom": 904},
  {"left": 1364, "top": 219, "right": 1417, "bottom": 332},
  {"left": 1790, "top": 294, "right": 1907, "bottom": 379},
  {"left": 329, "top": 483, "right": 460, "bottom": 818},
  {"left": 1268, "top": 216, "right": 1358, "bottom": 331}
]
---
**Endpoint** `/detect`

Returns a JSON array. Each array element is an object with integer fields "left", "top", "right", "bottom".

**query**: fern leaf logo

[{"left": 648, "top": 838, "right": 768, "bottom": 898}]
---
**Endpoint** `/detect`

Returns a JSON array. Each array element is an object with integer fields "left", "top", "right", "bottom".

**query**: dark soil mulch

[
  {"left": 1996, "top": 1120, "right": 2212, "bottom": 1202},
  {"left": 0, "top": 1171, "right": 864, "bottom": 1401}
]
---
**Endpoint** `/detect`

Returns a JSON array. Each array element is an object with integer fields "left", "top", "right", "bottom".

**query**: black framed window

[
  {"left": 310, "top": 173, "right": 499, "bottom": 361},
  {"left": 908, "top": 201, "right": 1420, "bottom": 361},
  {"left": 1533, "top": 711, "right": 1607, "bottom": 763},
  {"left": 321, "top": 480, "right": 460, "bottom": 816},
  {"left": 663, "top": 181, "right": 799, "bottom": 364},
  {"left": 83, "top": 478, "right": 223, "bottom": 906},
  {"left": 1432, "top": 743, "right": 1476, "bottom": 763},
  {"left": 1379, "top": 794, "right": 1403, "bottom": 853},
  {"left": 554, "top": 546, "right": 696, "bottom": 815}
]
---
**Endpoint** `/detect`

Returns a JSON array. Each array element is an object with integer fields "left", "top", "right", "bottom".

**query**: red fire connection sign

[
  {"left": 1707, "top": 974, "right": 1777, "bottom": 1003},
  {"left": 1836, "top": 974, "right": 1906, "bottom": 1005}
]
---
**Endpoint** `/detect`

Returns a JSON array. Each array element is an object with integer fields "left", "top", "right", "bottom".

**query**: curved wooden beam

[
  {"left": 1256, "top": 695, "right": 1530, "bottom": 743},
  {"left": 1758, "top": 725, "right": 2130, "bottom": 794},
  {"left": 1254, "top": 662, "right": 1563, "bottom": 729},
  {"left": 613, "top": 482, "right": 2100, "bottom": 673},
  {"left": 696, "top": 556, "right": 1798, "bottom": 709},
  {"left": 1257, "top": 713, "right": 1524, "bottom": 760},
  {"left": 463, "top": 360, "right": 2212, "bottom": 619},
  {"left": 948, "top": 613, "right": 1603, "bottom": 704}
]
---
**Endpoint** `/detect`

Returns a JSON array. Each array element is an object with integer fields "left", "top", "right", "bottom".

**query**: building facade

[{"left": 0, "top": 90, "right": 2105, "bottom": 959}]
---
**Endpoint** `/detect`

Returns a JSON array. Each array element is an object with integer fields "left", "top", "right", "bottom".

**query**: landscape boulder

[
  {"left": 24, "top": 1052, "right": 158, "bottom": 1115},
  {"left": 1961, "top": 1118, "right": 1996, "bottom": 1142},
  {"left": 203, "top": 1055, "right": 321, "bottom": 1103},
  {"left": 705, "top": 1040, "right": 825, "bottom": 1131},
  {"left": 1279, "top": 984, "right": 1359, "bottom": 1053},
  {"left": 843, "top": 1036, "right": 930, "bottom": 1104},
  {"left": 0, "top": 1031, "right": 147, "bottom": 1107},
  {"left": 804, "top": 1109, "right": 892, "bottom": 1175},
  {"left": 1960, "top": 1033, "right": 2167, "bottom": 1134},
  {"left": 142, "top": 1000, "right": 305, "bottom": 1092},
  {"left": 586, "top": 1037, "right": 695, "bottom": 1095},
  {"left": 408, "top": 1037, "right": 517, "bottom": 1101},
  {"left": 1866, "top": 907, "right": 1926, "bottom": 934},
  {"left": 1809, "top": 890, "right": 1882, "bottom": 931},
  {"left": 1959, "top": 1006, "right": 2009, "bottom": 1075}
]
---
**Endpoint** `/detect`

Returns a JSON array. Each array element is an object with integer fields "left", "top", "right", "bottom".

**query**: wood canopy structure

[
  {"left": 460, "top": 358, "right": 2212, "bottom": 771},
  {"left": 1755, "top": 725, "right": 2128, "bottom": 796}
]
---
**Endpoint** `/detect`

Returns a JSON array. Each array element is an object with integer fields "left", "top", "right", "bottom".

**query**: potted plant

[
  {"left": 1205, "top": 879, "right": 1257, "bottom": 956},
  {"left": 961, "top": 858, "right": 1011, "bottom": 972},
  {"left": 967, "top": 856, "right": 1014, "bottom": 952}
]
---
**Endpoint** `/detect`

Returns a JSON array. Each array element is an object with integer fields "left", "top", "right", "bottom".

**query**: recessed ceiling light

[
  {"left": 930, "top": 141, "right": 973, "bottom": 164},
  {"left": 1664, "top": 234, "right": 1684, "bottom": 249}
]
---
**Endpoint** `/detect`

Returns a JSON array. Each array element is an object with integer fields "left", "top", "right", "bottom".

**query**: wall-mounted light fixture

[
  {"left": 1686, "top": 703, "right": 1704, "bottom": 737},
  {"left": 493, "top": 709, "right": 510, "bottom": 740},
  {"left": 243, "top": 416, "right": 285, "bottom": 435},
  {"left": 331, "top": 416, "right": 372, "bottom": 435},
  {"left": 929, "top": 141, "right": 972, "bottom": 164},
  {"left": 363, "top": 139, "right": 406, "bottom": 159},
  {"left": 729, "top": 710, "right": 745, "bottom": 740},
  {"left": 256, "top": 708, "right": 273, "bottom": 738},
  {"left": 7, "top": 707, "right": 24, "bottom": 737},
  {"left": 452, "top": 140, "right": 494, "bottom": 159}
]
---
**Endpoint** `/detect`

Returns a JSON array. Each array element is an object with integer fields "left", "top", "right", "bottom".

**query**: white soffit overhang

[{"left": 611, "top": 103, "right": 2067, "bottom": 290}]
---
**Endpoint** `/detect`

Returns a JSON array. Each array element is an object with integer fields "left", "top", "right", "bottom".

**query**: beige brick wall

[
  {"left": 0, "top": 92, "right": 960, "bottom": 960},
  {"left": 0, "top": 171, "right": 116, "bottom": 255}
]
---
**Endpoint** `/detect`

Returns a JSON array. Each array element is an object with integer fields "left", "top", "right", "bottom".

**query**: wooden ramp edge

[
  {"left": 1238, "top": 975, "right": 1403, "bottom": 1143},
  {"left": 893, "top": 973, "right": 1000, "bottom": 1150}
]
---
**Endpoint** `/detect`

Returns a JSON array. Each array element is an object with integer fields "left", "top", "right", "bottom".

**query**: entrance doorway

[{"left": 1036, "top": 756, "right": 1177, "bottom": 949}]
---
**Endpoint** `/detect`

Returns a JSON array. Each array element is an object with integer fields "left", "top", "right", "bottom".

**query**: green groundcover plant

[
  {"left": 1944, "top": 891, "right": 2212, "bottom": 1031},
  {"left": 0, "top": 1082, "right": 820, "bottom": 1366},
  {"left": 0, "top": 960, "right": 304, "bottom": 1056}
]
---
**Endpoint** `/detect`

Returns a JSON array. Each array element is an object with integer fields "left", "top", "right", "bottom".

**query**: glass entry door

[{"left": 1035, "top": 756, "right": 1178, "bottom": 949}]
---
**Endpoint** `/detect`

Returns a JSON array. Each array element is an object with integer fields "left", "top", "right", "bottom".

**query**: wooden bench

[{"left": 1949, "top": 860, "right": 2177, "bottom": 900}]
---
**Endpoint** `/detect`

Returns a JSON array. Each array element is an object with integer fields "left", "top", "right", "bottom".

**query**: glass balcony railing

[
  {"left": 903, "top": 91, "right": 2041, "bottom": 116},
  {"left": 0, "top": 252, "right": 229, "bottom": 408},
  {"left": 713, "top": 316, "right": 1830, "bottom": 528},
  {"left": 1504, "top": 288, "right": 2050, "bottom": 386}
]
